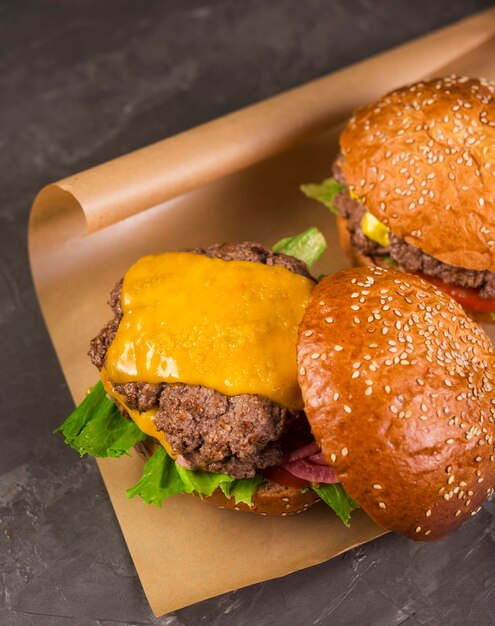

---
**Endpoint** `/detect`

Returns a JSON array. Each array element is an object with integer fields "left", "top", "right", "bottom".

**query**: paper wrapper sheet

[{"left": 28, "top": 10, "right": 495, "bottom": 616}]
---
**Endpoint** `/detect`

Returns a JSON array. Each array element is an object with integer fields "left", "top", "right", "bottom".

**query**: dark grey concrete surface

[{"left": 2, "top": 1, "right": 495, "bottom": 625}]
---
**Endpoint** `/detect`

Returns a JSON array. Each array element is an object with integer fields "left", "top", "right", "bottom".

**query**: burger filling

[{"left": 302, "top": 158, "right": 495, "bottom": 307}]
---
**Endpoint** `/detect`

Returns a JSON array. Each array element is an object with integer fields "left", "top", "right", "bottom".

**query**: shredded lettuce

[
  {"left": 273, "top": 227, "right": 327, "bottom": 268},
  {"left": 311, "top": 483, "right": 359, "bottom": 527},
  {"left": 300, "top": 177, "right": 345, "bottom": 215},
  {"left": 126, "top": 447, "right": 262, "bottom": 507},
  {"left": 55, "top": 381, "right": 147, "bottom": 457}
]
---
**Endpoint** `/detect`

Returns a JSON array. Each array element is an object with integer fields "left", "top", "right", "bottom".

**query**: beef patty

[
  {"left": 89, "top": 242, "right": 313, "bottom": 478},
  {"left": 332, "top": 156, "right": 495, "bottom": 299}
]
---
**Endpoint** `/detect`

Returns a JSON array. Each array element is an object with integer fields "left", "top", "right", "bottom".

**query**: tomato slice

[
  {"left": 261, "top": 466, "right": 310, "bottom": 489},
  {"left": 418, "top": 274, "right": 495, "bottom": 313}
]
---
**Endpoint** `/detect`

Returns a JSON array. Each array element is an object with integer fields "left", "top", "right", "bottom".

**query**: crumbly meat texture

[
  {"left": 88, "top": 242, "right": 311, "bottom": 478},
  {"left": 332, "top": 156, "right": 495, "bottom": 298}
]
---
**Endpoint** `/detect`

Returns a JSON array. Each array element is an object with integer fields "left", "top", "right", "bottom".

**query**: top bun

[
  {"left": 297, "top": 266, "right": 495, "bottom": 540},
  {"left": 339, "top": 76, "right": 495, "bottom": 272}
]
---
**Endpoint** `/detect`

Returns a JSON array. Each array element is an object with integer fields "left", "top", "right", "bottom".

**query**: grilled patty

[{"left": 89, "top": 242, "right": 313, "bottom": 478}]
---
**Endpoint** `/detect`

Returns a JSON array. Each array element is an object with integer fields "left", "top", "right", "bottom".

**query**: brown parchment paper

[{"left": 28, "top": 9, "right": 495, "bottom": 616}]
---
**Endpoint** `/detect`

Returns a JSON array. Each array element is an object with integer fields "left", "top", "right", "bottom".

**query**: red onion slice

[
  {"left": 282, "top": 458, "right": 338, "bottom": 484},
  {"left": 307, "top": 452, "right": 327, "bottom": 466},
  {"left": 285, "top": 441, "right": 320, "bottom": 462}
]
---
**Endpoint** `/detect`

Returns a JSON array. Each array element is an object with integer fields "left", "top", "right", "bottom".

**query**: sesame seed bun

[
  {"left": 340, "top": 76, "right": 495, "bottom": 272},
  {"left": 297, "top": 266, "right": 495, "bottom": 540},
  {"left": 336, "top": 214, "right": 495, "bottom": 324},
  {"left": 134, "top": 439, "right": 321, "bottom": 516}
]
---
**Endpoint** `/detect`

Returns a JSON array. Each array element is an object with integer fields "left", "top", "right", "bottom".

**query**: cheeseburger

[
  {"left": 57, "top": 232, "right": 356, "bottom": 521},
  {"left": 302, "top": 76, "right": 495, "bottom": 321}
]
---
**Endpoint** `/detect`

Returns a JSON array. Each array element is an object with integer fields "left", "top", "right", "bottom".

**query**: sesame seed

[
  {"left": 373, "top": 483, "right": 382, "bottom": 490},
  {"left": 341, "top": 447, "right": 349, "bottom": 456},
  {"left": 333, "top": 392, "right": 340, "bottom": 401},
  {"left": 343, "top": 405, "right": 352, "bottom": 414},
  {"left": 334, "top": 345, "right": 344, "bottom": 352},
  {"left": 325, "top": 317, "right": 334, "bottom": 324},
  {"left": 378, "top": 502, "right": 386, "bottom": 509},
  {"left": 304, "top": 329, "right": 314, "bottom": 337},
  {"left": 330, "top": 453, "right": 337, "bottom": 463}
]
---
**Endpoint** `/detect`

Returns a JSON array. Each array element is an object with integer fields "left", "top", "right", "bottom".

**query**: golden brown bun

[
  {"left": 336, "top": 215, "right": 494, "bottom": 324},
  {"left": 134, "top": 439, "right": 320, "bottom": 516},
  {"left": 297, "top": 266, "right": 495, "bottom": 540},
  {"left": 339, "top": 76, "right": 495, "bottom": 272}
]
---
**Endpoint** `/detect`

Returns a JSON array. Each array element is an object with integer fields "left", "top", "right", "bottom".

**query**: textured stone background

[{"left": 2, "top": 1, "right": 495, "bottom": 625}]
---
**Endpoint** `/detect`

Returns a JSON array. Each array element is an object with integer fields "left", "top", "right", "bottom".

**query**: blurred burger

[{"left": 302, "top": 76, "right": 495, "bottom": 321}]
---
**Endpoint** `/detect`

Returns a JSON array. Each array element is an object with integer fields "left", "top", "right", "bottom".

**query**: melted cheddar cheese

[{"left": 105, "top": 252, "right": 314, "bottom": 411}]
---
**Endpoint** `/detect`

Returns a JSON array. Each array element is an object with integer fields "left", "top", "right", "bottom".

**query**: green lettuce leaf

[
  {"left": 380, "top": 254, "right": 398, "bottom": 268},
  {"left": 176, "top": 463, "right": 234, "bottom": 497},
  {"left": 301, "top": 177, "right": 345, "bottom": 215},
  {"left": 55, "top": 380, "right": 147, "bottom": 457},
  {"left": 311, "top": 483, "right": 359, "bottom": 527},
  {"left": 126, "top": 447, "right": 263, "bottom": 507},
  {"left": 220, "top": 476, "right": 264, "bottom": 506},
  {"left": 273, "top": 227, "right": 327, "bottom": 267},
  {"left": 126, "top": 447, "right": 185, "bottom": 505}
]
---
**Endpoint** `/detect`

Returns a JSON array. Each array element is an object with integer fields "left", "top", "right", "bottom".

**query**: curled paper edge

[{"left": 30, "top": 7, "right": 495, "bottom": 237}]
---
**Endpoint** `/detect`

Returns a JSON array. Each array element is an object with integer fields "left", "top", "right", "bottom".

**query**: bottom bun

[
  {"left": 134, "top": 439, "right": 321, "bottom": 516},
  {"left": 203, "top": 479, "right": 321, "bottom": 516},
  {"left": 336, "top": 215, "right": 493, "bottom": 324}
]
